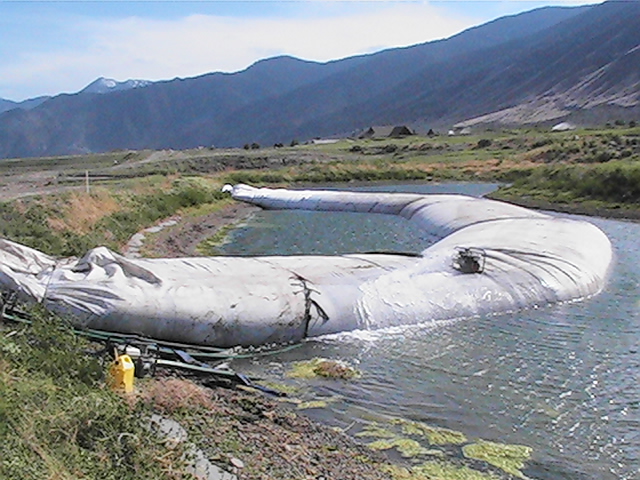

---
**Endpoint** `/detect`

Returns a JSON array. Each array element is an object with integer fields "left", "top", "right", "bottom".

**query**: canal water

[{"left": 220, "top": 183, "right": 639, "bottom": 480}]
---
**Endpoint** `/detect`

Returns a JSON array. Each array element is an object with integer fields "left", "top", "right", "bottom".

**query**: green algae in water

[
  {"left": 356, "top": 424, "right": 397, "bottom": 439},
  {"left": 392, "top": 418, "right": 468, "bottom": 445},
  {"left": 297, "top": 400, "right": 329, "bottom": 410},
  {"left": 534, "top": 402, "right": 561, "bottom": 418},
  {"left": 287, "top": 357, "right": 361, "bottom": 380},
  {"left": 196, "top": 223, "right": 236, "bottom": 256},
  {"left": 368, "top": 438, "right": 432, "bottom": 458},
  {"left": 255, "top": 380, "right": 300, "bottom": 395},
  {"left": 463, "top": 440, "right": 532, "bottom": 478},
  {"left": 412, "top": 460, "right": 502, "bottom": 480}
]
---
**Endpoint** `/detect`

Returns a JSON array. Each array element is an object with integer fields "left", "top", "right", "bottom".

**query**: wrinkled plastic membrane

[{"left": 0, "top": 184, "right": 612, "bottom": 347}]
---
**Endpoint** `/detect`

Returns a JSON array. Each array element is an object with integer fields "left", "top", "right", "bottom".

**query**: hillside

[
  {"left": 0, "top": 1, "right": 638, "bottom": 159},
  {"left": 0, "top": 96, "right": 49, "bottom": 115}
]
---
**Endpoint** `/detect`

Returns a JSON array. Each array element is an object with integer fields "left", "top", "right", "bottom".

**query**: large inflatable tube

[{"left": 0, "top": 184, "right": 612, "bottom": 347}]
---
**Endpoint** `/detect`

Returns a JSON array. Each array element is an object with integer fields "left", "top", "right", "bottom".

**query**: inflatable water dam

[{"left": 0, "top": 184, "right": 612, "bottom": 347}]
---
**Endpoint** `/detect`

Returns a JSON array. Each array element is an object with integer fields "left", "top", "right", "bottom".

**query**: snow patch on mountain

[{"left": 81, "top": 77, "right": 152, "bottom": 94}]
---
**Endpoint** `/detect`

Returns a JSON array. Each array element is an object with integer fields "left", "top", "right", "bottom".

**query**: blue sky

[{"left": 0, "top": 0, "right": 600, "bottom": 101}]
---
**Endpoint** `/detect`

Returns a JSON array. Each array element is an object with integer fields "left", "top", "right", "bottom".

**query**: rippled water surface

[{"left": 222, "top": 183, "right": 639, "bottom": 480}]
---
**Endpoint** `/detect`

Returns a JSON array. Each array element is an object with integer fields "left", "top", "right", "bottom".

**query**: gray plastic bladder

[{"left": 0, "top": 184, "right": 612, "bottom": 347}]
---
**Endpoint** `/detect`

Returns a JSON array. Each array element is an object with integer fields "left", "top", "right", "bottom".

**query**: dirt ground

[
  {"left": 143, "top": 376, "right": 398, "bottom": 480},
  {"left": 140, "top": 202, "right": 260, "bottom": 258}
]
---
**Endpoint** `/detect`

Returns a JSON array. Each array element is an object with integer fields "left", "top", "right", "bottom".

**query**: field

[{"left": 1, "top": 124, "right": 639, "bottom": 258}]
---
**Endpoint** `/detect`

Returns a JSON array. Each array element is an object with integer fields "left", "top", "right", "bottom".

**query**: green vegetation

[
  {"left": 411, "top": 461, "right": 502, "bottom": 480},
  {"left": 287, "top": 357, "right": 361, "bottom": 380},
  {"left": 392, "top": 418, "right": 468, "bottom": 445},
  {"left": 0, "top": 306, "right": 190, "bottom": 479},
  {"left": 368, "top": 437, "right": 432, "bottom": 458},
  {"left": 463, "top": 440, "right": 532, "bottom": 479},
  {"left": 482, "top": 125, "right": 640, "bottom": 215},
  {"left": 0, "top": 176, "right": 228, "bottom": 257},
  {"left": 491, "top": 161, "right": 640, "bottom": 207},
  {"left": 357, "top": 418, "right": 532, "bottom": 479},
  {"left": 195, "top": 223, "right": 237, "bottom": 256},
  {"left": 357, "top": 419, "right": 467, "bottom": 453},
  {"left": 297, "top": 399, "right": 331, "bottom": 410}
]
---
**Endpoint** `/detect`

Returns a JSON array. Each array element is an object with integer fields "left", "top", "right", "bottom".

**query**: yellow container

[{"left": 108, "top": 354, "right": 135, "bottom": 393}]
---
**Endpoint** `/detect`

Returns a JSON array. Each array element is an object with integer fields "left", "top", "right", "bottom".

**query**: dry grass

[
  {"left": 139, "top": 377, "right": 215, "bottom": 414},
  {"left": 129, "top": 173, "right": 178, "bottom": 196},
  {"left": 46, "top": 189, "right": 120, "bottom": 234}
]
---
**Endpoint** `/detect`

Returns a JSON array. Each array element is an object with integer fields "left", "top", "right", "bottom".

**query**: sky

[{"left": 0, "top": 0, "right": 601, "bottom": 101}]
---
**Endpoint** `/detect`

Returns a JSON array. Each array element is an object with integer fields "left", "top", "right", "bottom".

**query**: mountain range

[
  {"left": 0, "top": 0, "right": 639, "bottom": 160},
  {"left": 0, "top": 77, "right": 153, "bottom": 115},
  {"left": 0, "top": 96, "right": 49, "bottom": 115}
]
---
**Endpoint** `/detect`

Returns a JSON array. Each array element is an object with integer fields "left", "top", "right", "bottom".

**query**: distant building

[
  {"left": 448, "top": 126, "right": 472, "bottom": 136},
  {"left": 551, "top": 122, "right": 576, "bottom": 132},
  {"left": 359, "top": 125, "right": 414, "bottom": 139}
]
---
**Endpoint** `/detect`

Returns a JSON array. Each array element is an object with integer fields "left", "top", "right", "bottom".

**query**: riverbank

[
  {"left": 129, "top": 201, "right": 260, "bottom": 258},
  {"left": 2, "top": 297, "right": 533, "bottom": 480},
  {"left": 139, "top": 374, "right": 398, "bottom": 480},
  {"left": 487, "top": 192, "right": 640, "bottom": 222},
  {"left": 0, "top": 306, "right": 400, "bottom": 480}
]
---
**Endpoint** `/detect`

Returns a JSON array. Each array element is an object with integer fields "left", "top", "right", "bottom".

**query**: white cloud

[
  {"left": 88, "top": 4, "right": 475, "bottom": 75},
  {"left": 0, "top": 3, "right": 476, "bottom": 100}
]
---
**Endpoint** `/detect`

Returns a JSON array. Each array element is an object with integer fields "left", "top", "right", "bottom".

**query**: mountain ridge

[{"left": 0, "top": 2, "right": 638, "bottom": 159}]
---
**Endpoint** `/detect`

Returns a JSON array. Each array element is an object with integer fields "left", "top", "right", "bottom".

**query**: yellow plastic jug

[{"left": 108, "top": 354, "right": 135, "bottom": 393}]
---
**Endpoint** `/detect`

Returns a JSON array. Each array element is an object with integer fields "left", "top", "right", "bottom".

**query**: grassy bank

[
  {"left": 0, "top": 176, "right": 229, "bottom": 257},
  {"left": 0, "top": 306, "right": 193, "bottom": 479},
  {"left": 489, "top": 160, "right": 640, "bottom": 218}
]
